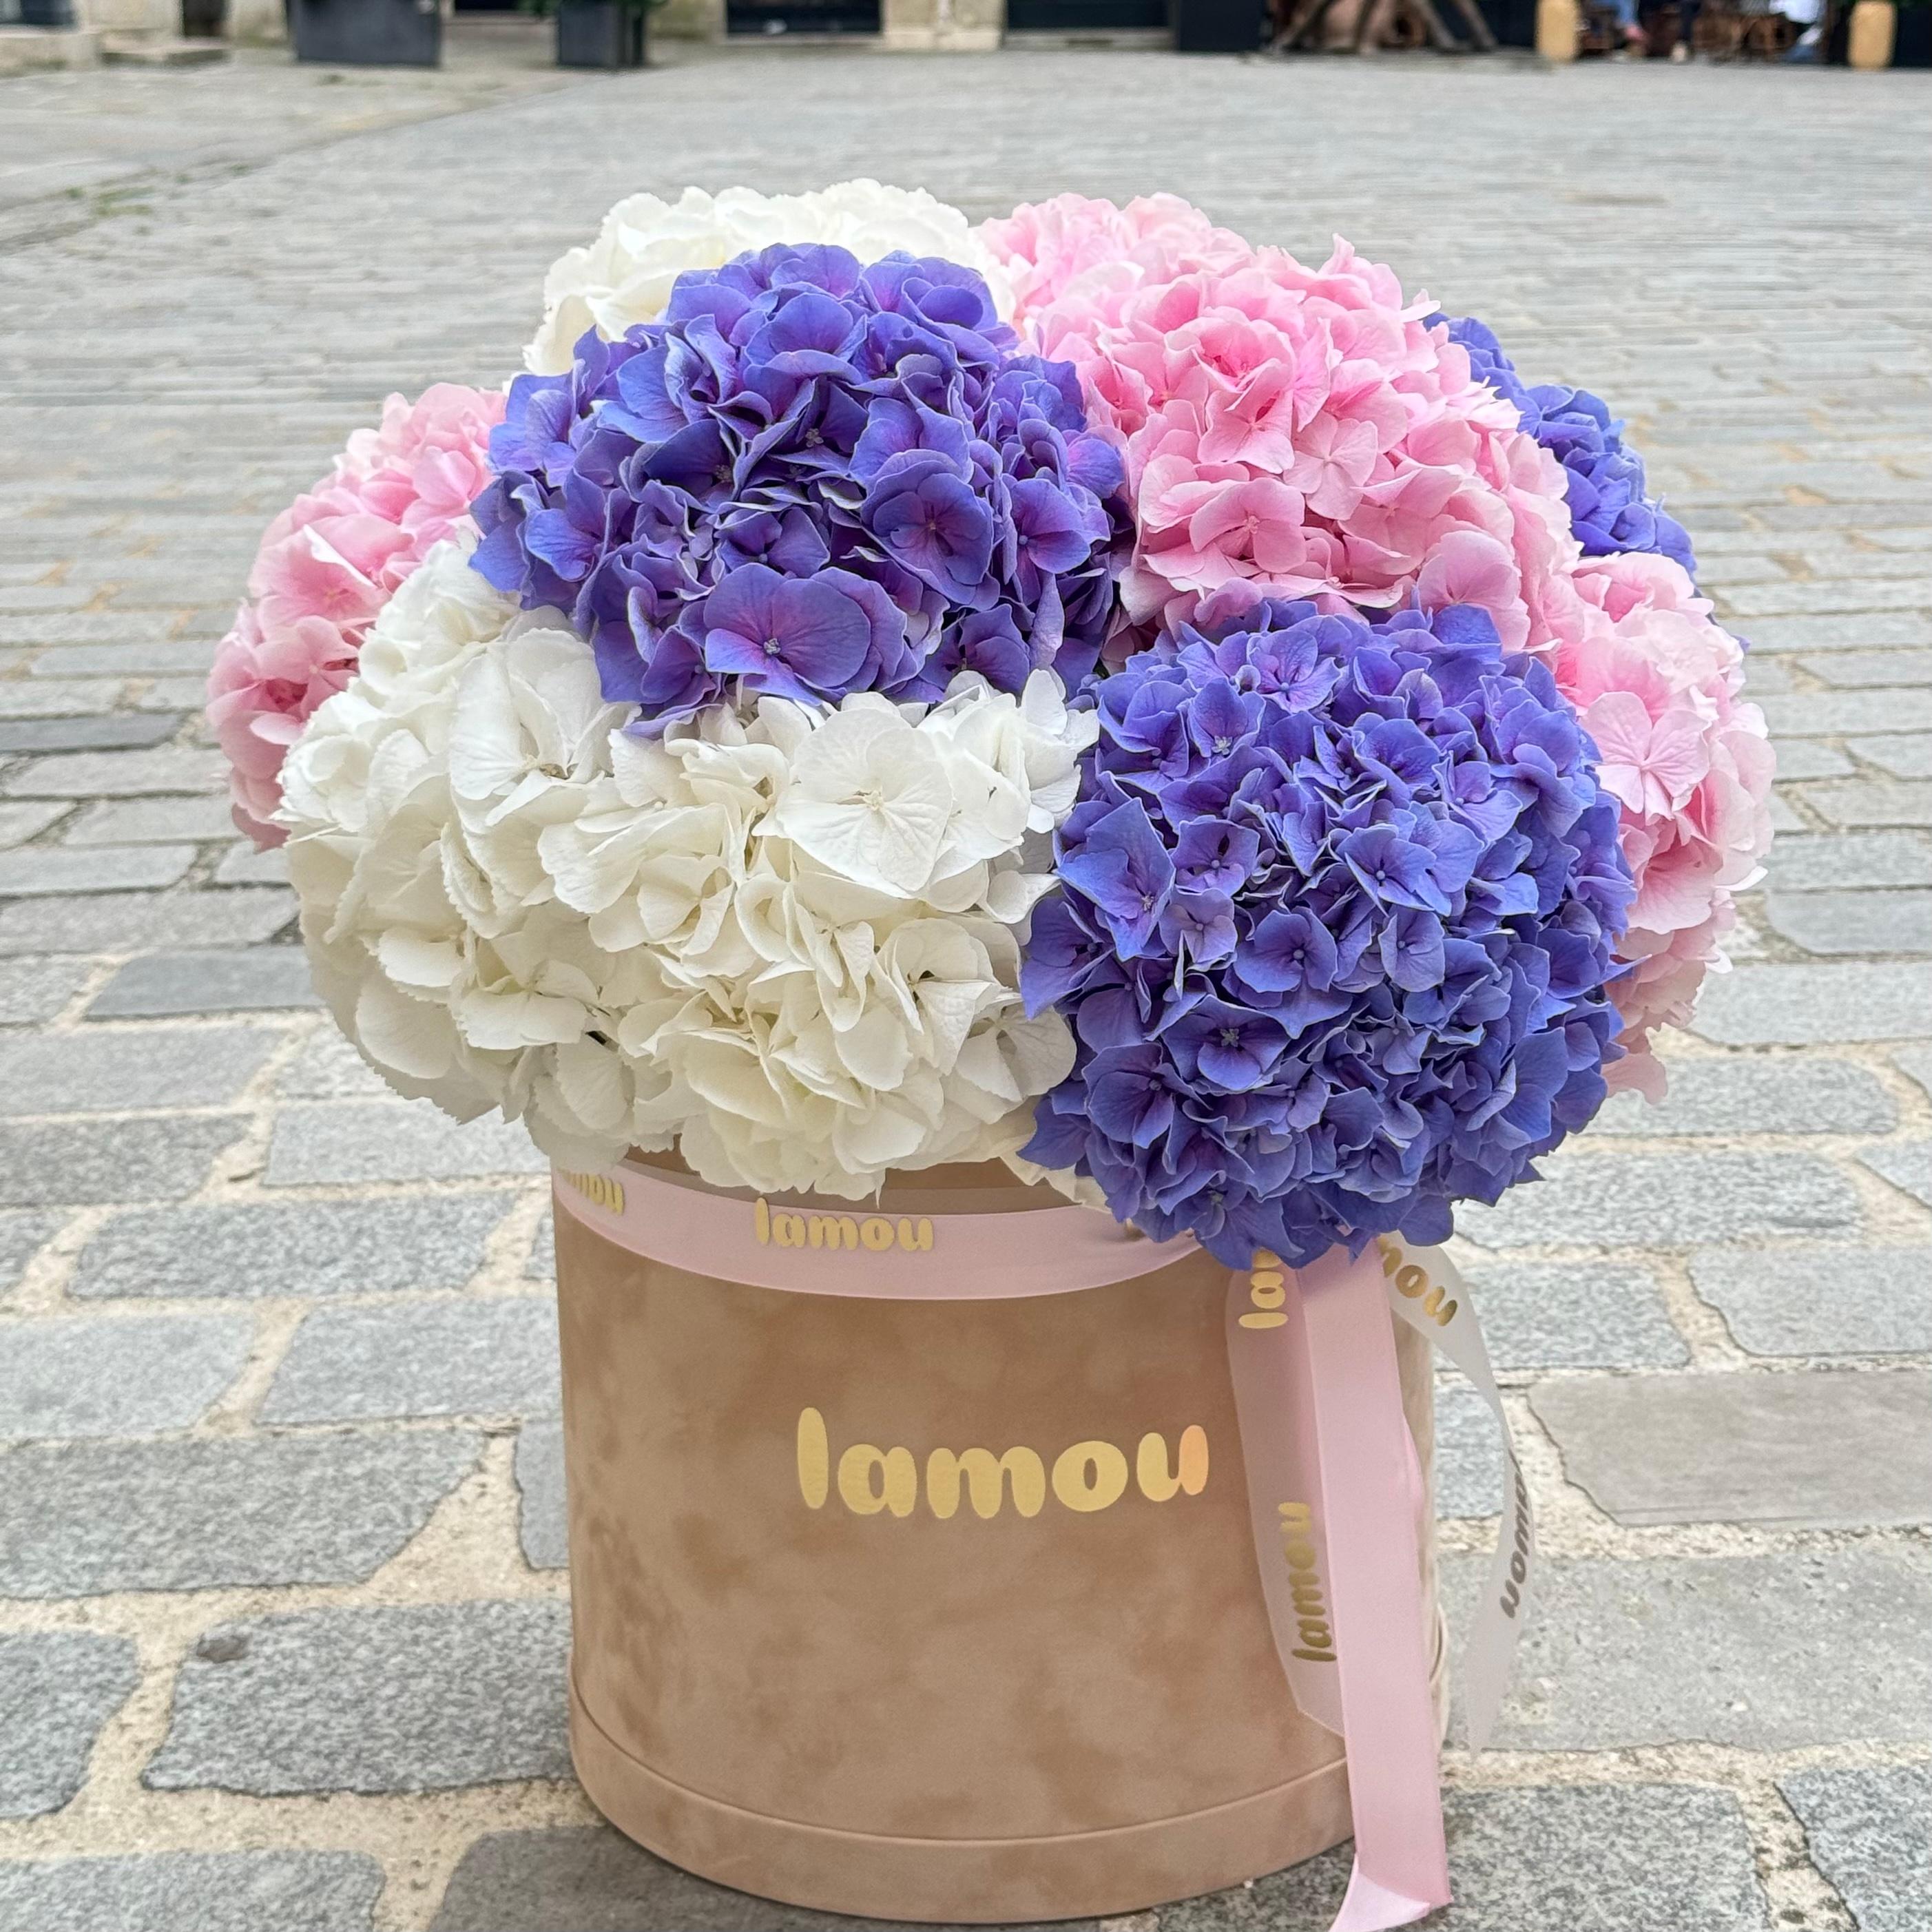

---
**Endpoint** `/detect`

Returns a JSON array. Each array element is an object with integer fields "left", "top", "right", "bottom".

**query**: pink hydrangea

[
  {"left": 981, "top": 199, "right": 1573, "bottom": 654},
  {"left": 1543, "top": 552, "right": 1774, "bottom": 1096},
  {"left": 979, "top": 191, "right": 1251, "bottom": 337},
  {"left": 207, "top": 383, "right": 504, "bottom": 845}
]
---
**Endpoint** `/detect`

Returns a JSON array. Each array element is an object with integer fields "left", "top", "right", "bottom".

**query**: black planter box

[
  {"left": 291, "top": 0, "right": 442, "bottom": 64},
  {"left": 1895, "top": 3, "right": 1932, "bottom": 64},
  {"left": 1172, "top": 0, "right": 1267, "bottom": 49},
  {"left": 1477, "top": 0, "right": 1537, "bottom": 42},
  {"left": 557, "top": 0, "right": 647, "bottom": 65}
]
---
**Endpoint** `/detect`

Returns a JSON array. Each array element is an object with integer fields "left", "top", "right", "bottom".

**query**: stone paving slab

[
  {"left": 0, "top": 957, "right": 88, "bottom": 1024},
  {"left": 0, "top": 1211, "right": 59, "bottom": 1297},
  {"left": 1590, "top": 1056, "right": 1895, "bottom": 1138},
  {"left": 1862, "top": 1139, "right": 1932, "bottom": 1209},
  {"left": 70, "top": 1194, "right": 514, "bottom": 1300},
  {"left": 1692, "top": 962, "right": 1932, "bottom": 1045},
  {"left": 1458, "top": 1260, "right": 1686, "bottom": 1371},
  {"left": 0, "top": 1023, "right": 273, "bottom": 1114},
  {"left": 1530, "top": 1369, "right": 1932, "bottom": 1528},
  {"left": 0, "top": 1850, "right": 386, "bottom": 1932},
  {"left": 260, "top": 1298, "right": 561, "bottom": 1424},
  {"left": 1455, "top": 1151, "right": 1861, "bottom": 1249},
  {"left": 144, "top": 1601, "right": 572, "bottom": 1797},
  {"left": 0, "top": 887, "right": 294, "bottom": 958},
  {"left": 1778, "top": 1765, "right": 1932, "bottom": 1932},
  {"left": 0, "top": 1113, "right": 245, "bottom": 1206},
  {"left": 0, "top": 1631, "right": 137, "bottom": 1819},
  {"left": 264, "top": 1101, "right": 551, "bottom": 1187},
  {"left": 84, "top": 945, "right": 318, "bottom": 1017},
  {"left": 0, "top": 1311, "right": 251, "bottom": 1437},
  {"left": 1443, "top": 1550, "right": 1932, "bottom": 1751},
  {"left": 1691, "top": 1244, "right": 1932, "bottom": 1356},
  {"left": 513, "top": 1421, "right": 568, "bottom": 1573},
  {"left": 0, "top": 1430, "right": 483, "bottom": 1597},
  {"left": 1767, "top": 888, "right": 1932, "bottom": 956}
]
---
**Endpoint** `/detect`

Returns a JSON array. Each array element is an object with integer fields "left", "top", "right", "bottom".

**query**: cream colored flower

[
  {"left": 525, "top": 180, "right": 1015, "bottom": 375},
  {"left": 278, "top": 564, "right": 1091, "bottom": 1196}
]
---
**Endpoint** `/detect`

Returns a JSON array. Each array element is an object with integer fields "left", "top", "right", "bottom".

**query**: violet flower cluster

[
  {"left": 1444, "top": 317, "right": 1696, "bottom": 580},
  {"left": 472, "top": 244, "right": 1124, "bottom": 725},
  {"left": 1019, "top": 601, "right": 1635, "bottom": 1267}
]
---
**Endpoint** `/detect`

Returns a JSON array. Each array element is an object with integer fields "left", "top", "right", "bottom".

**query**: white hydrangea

[
  {"left": 525, "top": 180, "right": 1015, "bottom": 376},
  {"left": 278, "top": 539, "right": 1093, "bottom": 1196}
]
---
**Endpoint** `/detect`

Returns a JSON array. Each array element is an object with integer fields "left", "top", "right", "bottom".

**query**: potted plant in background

[
  {"left": 290, "top": 0, "right": 441, "bottom": 63},
  {"left": 522, "top": 0, "right": 654, "bottom": 70},
  {"left": 1893, "top": 0, "right": 1931, "bottom": 63},
  {"left": 1172, "top": 0, "right": 1269, "bottom": 51}
]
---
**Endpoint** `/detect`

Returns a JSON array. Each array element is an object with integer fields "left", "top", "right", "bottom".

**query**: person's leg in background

[
  {"left": 1612, "top": 0, "right": 1648, "bottom": 48},
  {"left": 1671, "top": 0, "right": 1701, "bottom": 55}
]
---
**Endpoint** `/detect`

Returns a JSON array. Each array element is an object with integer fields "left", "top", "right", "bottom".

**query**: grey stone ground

[{"left": 0, "top": 31, "right": 1929, "bottom": 1932}]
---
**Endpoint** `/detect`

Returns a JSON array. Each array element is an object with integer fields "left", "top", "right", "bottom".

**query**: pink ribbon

[{"left": 554, "top": 1163, "right": 1451, "bottom": 1931}]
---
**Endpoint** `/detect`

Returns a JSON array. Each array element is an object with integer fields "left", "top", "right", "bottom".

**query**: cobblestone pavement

[{"left": 1, "top": 39, "right": 1929, "bottom": 1932}]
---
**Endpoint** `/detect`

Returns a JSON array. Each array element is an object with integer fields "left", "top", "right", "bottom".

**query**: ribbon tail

[
  {"left": 1377, "top": 1236, "right": 1537, "bottom": 1754},
  {"left": 1298, "top": 1242, "right": 1452, "bottom": 1931},
  {"left": 1332, "top": 1867, "right": 1439, "bottom": 1931}
]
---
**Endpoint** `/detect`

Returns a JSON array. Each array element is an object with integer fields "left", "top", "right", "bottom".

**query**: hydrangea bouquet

[{"left": 212, "top": 182, "right": 1772, "bottom": 1267}]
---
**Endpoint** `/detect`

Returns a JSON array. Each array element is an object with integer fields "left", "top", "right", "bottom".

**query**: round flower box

[{"left": 552, "top": 1156, "right": 1444, "bottom": 1922}]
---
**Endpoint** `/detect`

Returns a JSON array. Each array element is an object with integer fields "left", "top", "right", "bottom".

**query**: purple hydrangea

[
  {"left": 471, "top": 245, "right": 1125, "bottom": 727},
  {"left": 1443, "top": 315, "right": 1696, "bottom": 581},
  {"left": 1019, "top": 600, "right": 1635, "bottom": 1269}
]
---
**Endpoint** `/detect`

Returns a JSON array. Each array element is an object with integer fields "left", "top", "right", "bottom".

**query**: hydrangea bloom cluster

[
  {"left": 978, "top": 192, "right": 1251, "bottom": 341},
  {"left": 1444, "top": 316, "right": 1696, "bottom": 578},
  {"left": 527, "top": 180, "right": 1014, "bottom": 377},
  {"left": 1019, "top": 599, "right": 1634, "bottom": 1266},
  {"left": 206, "top": 384, "right": 503, "bottom": 845},
  {"left": 473, "top": 245, "right": 1125, "bottom": 729},
  {"left": 979, "top": 200, "right": 1577, "bottom": 658},
  {"left": 1544, "top": 552, "right": 1772, "bottom": 1095},
  {"left": 279, "top": 540, "right": 1094, "bottom": 1192}
]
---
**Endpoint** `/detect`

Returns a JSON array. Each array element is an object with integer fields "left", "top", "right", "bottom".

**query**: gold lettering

[
  {"left": 838, "top": 1444, "right": 917, "bottom": 1517},
  {"left": 860, "top": 1216, "right": 895, "bottom": 1252},
  {"left": 926, "top": 1446, "right": 1046, "bottom": 1519},
  {"left": 807, "top": 1214, "right": 860, "bottom": 1251},
  {"left": 1176, "top": 1424, "right": 1208, "bottom": 1495},
  {"left": 561, "top": 1170, "right": 624, "bottom": 1214},
  {"left": 773, "top": 1211, "right": 806, "bottom": 1249},
  {"left": 796, "top": 1406, "right": 829, "bottom": 1509},
  {"left": 1052, "top": 1440, "right": 1130, "bottom": 1513},
  {"left": 897, "top": 1216, "right": 934, "bottom": 1252},
  {"left": 754, "top": 1197, "right": 771, "bottom": 1245},
  {"left": 1241, "top": 1249, "right": 1291, "bottom": 1329},
  {"left": 1278, "top": 1498, "right": 1336, "bottom": 1663},
  {"left": 1133, "top": 1428, "right": 1212, "bottom": 1502},
  {"left": 805, "top": 1417, "right": 1206, "bottom": 1522}
]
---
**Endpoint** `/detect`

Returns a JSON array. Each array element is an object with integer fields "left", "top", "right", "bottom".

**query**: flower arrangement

[{"left": 218, "top": 184, "right": 1772, "bottom": 1248}]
